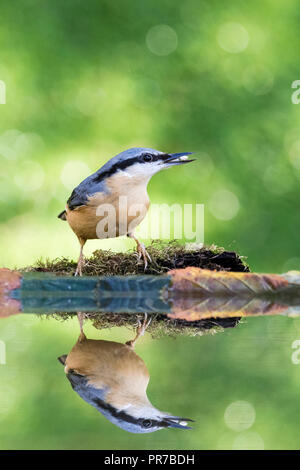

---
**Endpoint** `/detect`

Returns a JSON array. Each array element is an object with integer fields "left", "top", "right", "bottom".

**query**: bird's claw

[
  {"left": 126, "top": 313, "right": 152, "bottom": 348},
  {"left": 134, "top": 317, "right": 142, "bottom": 328},
  {"left": 77, "top": 312, "right": 87, "bottom": 341},
  {"left": 136, "top": 313, "right": 152, "bottom": 336},
  {"left": 137, "top": 243, "right": 152, "bottom": 271},
  {"left": 75, "top": 255, "right": 85, "bottom": 276},
  {"left": 74, "top": 267, "right": 82, "bottom": 276}
]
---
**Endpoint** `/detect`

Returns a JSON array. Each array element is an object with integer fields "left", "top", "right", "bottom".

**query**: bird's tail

[{"left": 58, "top": 210, "right": 67, "bottom": 221}]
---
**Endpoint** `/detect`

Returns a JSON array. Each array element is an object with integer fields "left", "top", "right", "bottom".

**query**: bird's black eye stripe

[{"left": 86, "top": 153, "right": 171, "bottom": 193}]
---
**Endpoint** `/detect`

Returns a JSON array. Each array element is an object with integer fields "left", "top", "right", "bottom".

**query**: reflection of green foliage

[
  {"left": 1, "top": 314, "right": 300, "bottom": 450},
  {"left": 0, "top": 0, "right": 300, "bottom": 450}
]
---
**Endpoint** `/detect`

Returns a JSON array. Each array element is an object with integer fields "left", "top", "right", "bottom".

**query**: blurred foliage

[
  {"left": 0, "top": 0, "right": 299, "bottom": 272},
  {"left": 0, "top": 0, "right": 300, "bottom": 450}
]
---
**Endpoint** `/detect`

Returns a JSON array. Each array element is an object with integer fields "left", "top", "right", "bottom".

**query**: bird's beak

[
  {"left": 162, "top": 152, "right": 195, "bottom": 165},
  {"left": 163, "top": 416, "right": 195, "bottom": 430}
]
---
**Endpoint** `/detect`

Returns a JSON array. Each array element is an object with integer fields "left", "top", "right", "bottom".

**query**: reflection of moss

[
  {"left": 91, "top": 314, "right": 242, "bottom": 338},
  {"left": 52, "top": 312, "right": 242, "bottom": 338},
  {"left": 28, "top": 240, "right": 248, "bottom": 337}
]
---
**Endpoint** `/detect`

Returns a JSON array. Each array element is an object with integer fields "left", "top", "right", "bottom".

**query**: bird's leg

[
  {"left": 77, "top": 312, "right": 86, "bottom": 342},
  {"left": 126, "top": 313, "right": 152, "bottom": 349},
  {"left": 75, "top": 238, "right": 86, "bottom": 276},
  {"left": 127, "top": 232, "right": 151, "bottom": 270}
]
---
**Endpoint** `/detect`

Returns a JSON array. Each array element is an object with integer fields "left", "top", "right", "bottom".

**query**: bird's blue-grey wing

[
  {"left": 66, "top": 182, "right": 89, "bottom": 210},
  {"left": 66, "top": 371, "right": 141, "bottom": 433},
  {"left": 66, "top": 173, "right": 108, "bottom": 210},
  {"left": 58, "top": 174, "right": 107, "bottom": 219},
  {"left": 66, "top": 370, "right": 107, "bottom": 403}
]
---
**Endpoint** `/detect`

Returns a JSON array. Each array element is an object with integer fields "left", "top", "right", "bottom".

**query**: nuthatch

[
  {"left": 58, "top": 314, "right": 194, "bottom": 433},
  {"left": 58, "top": 148, "right": 194, "bottom": 275}
]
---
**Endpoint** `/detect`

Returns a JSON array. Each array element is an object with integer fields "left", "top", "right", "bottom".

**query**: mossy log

[
  {"left": 1, "top": 241, "right": 249, "bottom": 336},
  {"left": 28, "top": 241, "right": 248, "bottom": 276}
]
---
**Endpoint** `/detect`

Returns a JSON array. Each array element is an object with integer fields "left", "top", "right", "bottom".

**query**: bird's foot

[
  {"left": 77, "top": 312, "right": 87, "bottom": 342},
  {"left": 75, "top": 256, "right": 85, "bottom": 276},
  {"left": 126, "top": 313, "right": 152, "bottom": 349},
  {"left": 136, "top": 313, "right": 152, "bottom": 336},
  {"left": 74, "top": 266, "right": 81, "bottom": 276},
  {"left": 136, "top": 242, "right": 152, "bottom": 271}
]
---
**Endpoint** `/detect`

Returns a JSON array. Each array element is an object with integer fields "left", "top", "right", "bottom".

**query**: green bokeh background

[{"left": 0, "top": 0, "right": 300, "bottom": 450}]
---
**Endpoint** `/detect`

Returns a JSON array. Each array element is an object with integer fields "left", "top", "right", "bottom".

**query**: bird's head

[
  {"left": 103, "top": 403, "right": 195, "bottom": 434},
  {"left": 95, "top": 147, "right": 195, "bottom": 183}
]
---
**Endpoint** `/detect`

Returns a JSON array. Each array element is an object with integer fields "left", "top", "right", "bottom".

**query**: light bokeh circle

[
  {"left": 224, "top": 400, "right": 256, "bottom": 431},
  {"left": 218, "top": 22, "right": 249, "bottom": 53},
  {"left": 146, "top": 25, "right": 178, "bottom": 56}
]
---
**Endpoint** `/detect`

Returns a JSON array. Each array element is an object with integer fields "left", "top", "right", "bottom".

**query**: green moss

[{"left": 25, "top": 239, "right": 248, "bottom": 276}]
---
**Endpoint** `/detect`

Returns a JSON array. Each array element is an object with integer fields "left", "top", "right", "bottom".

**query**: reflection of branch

[
  {"left": 168, "top": 268, "right": 300, "bottom": 320},
  {"left": 169, "top": 294, "right": 291, "bottom": 320},
  {"left": 0, "top": 268, "right": 22, "bottom": 317}
]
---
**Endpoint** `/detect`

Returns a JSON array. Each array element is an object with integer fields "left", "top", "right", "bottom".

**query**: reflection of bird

[
  {"left": 58, "top": 314, "right": 193, "bottom": 433},
  {"left": 58, "top": 148, "right": 194, "bottom": 275}
]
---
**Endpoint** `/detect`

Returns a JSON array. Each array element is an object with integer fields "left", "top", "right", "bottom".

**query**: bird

[
  {"left": 58, "top": 313, "right": 194, "bottom": 433},
  {"left": 58, "top": 148, "right": 194, "bottom": 275}
]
